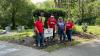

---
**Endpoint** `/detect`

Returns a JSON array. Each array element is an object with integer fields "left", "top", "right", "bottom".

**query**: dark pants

[
  {"left": 66, "top": 30, "right": 72, "bottom": 42},
  {"left": 53, "top": 31, "right": 55, "bottom": 39},
  {"left": 58, "top": 30, "right": 66, "bottom": 42},
  {"left": 35, "top": 33, "right": 44, "bottom": 47},
  {"left": 51, "top": 31, "right": 55, "bottom": 41}
]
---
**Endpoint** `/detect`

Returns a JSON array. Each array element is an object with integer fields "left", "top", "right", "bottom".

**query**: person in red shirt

[
  {"left": 47, "top": 15, "right": 57, "bottom": 41},
  {"left": 34, "top": 16, "right": 44, "bottom": 47},
  {"left": 65, "top": 19, "right": 74, "bottom": 45}
]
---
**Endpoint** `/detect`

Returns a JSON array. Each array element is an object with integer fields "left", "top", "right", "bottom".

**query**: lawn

[
  {"left": 75, "top": 25, "right": 100, "bottom": 35},
  {"left": 0, "top": 29, "right": 34, "bottom": 41},
  {"left": 0, "top": 29, "right": 3, "bottom": 31}
]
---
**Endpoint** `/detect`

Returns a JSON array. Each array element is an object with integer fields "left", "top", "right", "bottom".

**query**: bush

[
  {"left": 33, "top": 8, "right": 66, "bottom": 28},
  {"left": 72, "top": 27, "right": 79, "bottom": 34},
  {"left": 76, "top": 16, "right": 97, "bottom": 25},
  {"left": 46, "top": 8, "right": 66, "bottom": 18},
  {"left": 96, "top": 17, "right": 100, "bottom": 25},
  {"left": 33, "top": 8, "right": 66, "bottom": 20}
]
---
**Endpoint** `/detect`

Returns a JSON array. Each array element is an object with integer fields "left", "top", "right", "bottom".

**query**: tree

[
  {"left": 0, "top": 0, "right": 35, "bottom": 29},
  {"left": 53, "top": 0, "right": 100, "bottom": 25}
]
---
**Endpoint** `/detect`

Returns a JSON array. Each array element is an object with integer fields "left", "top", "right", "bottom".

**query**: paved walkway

[
  {"left": 0, "top": 41, "right": 48, "bottom": 56},
  {"left": 49, "top": 39, "right": 100, "bottom": 56},
  {"left": 0, "top": 38, "right": 100, "bottom": 56}
]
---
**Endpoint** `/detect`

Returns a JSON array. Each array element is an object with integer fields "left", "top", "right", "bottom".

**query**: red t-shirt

[
  {"left": 47, "top": 17, "right": 57, "bottom": 32},
  {"left": 66, "top": 21, "right": 74, "bottom": 30},
  {"left": 34, "top": 20, "right": 44, "bottom": 33}
]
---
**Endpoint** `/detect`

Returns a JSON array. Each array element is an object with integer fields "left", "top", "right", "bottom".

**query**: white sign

[{"left": 44, "top": 28, "right": 53, "bottom": 38}]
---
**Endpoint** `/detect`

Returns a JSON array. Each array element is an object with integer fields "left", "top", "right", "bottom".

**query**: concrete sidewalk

[
  {"left": 50, "top": 39, "right": 100, "bottom": 56},
  {"left": 0, "top": 41, "right": 48, "bottom": 56}
]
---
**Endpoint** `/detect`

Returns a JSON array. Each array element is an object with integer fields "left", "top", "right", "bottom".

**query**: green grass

[
  {"left": 75, "top": 25, "right": 100, "bottom": 35},
  {"left": 0, "top": 29, "right": 34, "bottom": 41},
  {"left": 0, "top": 29, "right": 3, "bottom": 31},
  {"left": 0, "top": 33, "right": 27, "bottom": 41}
]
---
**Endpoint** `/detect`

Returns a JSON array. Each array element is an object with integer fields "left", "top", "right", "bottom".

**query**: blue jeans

[
  {"left": 35, "top": 33, "right": 44, "bottom": 47},
  {"left": 66, "top": 30, "right": 72, "bottom": 42},
  {"left": 58, "top": 29, "right": 66, "bottom": 42}
]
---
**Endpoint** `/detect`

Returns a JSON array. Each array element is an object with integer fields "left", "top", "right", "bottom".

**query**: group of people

[{"left": 34, "top": 15, "right": 74, "bottom": 48}]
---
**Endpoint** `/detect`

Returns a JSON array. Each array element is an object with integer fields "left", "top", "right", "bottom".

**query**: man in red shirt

[
  {"left": 65, "top": 19, "right": 74, "bottom": 45},
  {"left": 47, "top": 15, "right": 57, "bottom": 41},
  {"left": 34, "top": 16, "right": 44, "bottom": 47}
]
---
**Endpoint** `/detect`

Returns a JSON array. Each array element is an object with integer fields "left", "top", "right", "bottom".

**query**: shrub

[
  {"left": 76, "top": 16, "right": 97, "bottom": 25},
  {"left": 33, "top": 8, "right": 66, "bottom": 27},
  {"left": 33, "top": 8, "right": 66, "bottom": 20},
  {"left": 96, "top": 17, "right": 100, "bottom": 25},
  {"left": 72, "top": 27, "right": 79, "bottom": 34}
]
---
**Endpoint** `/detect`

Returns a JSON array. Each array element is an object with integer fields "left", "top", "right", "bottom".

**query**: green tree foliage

[
  {"left": 36, "top": 0, "right": 55, "bottom": 9},
  {"left": 54, "top": 0, "right": 100, "bottom": 25},
  {"left": 0, "top": 0, "right": 35, "bottom": 29},
  {"left": 77, "top": 0, "right": 100, "bottom": 25},
  {"left": 33, "top": 8, "right": 66, "bottom": 19}
]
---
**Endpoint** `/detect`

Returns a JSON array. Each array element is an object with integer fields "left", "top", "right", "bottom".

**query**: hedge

[
  {"left": 96, "top": 17, "right": 100, "bottom": 25},
  {"left": 32, "top": 8, "right": 67, "bottom": 28},
  {"left": 33, "top": 8, "right": 67, "bottom": 20}
]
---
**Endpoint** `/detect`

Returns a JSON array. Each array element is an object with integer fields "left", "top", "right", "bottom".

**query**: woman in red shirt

[
  {"left": 34, "top": 16, "right": 44, "bottom": 47},
  {"left": 47, "top": 15, "right": 57, "bottom": 41},
  {"left": 65, "top": 19, "right": 74, "bottom": 45}
]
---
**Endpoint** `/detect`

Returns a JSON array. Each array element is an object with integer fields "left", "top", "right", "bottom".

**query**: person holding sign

[
  {"left": 57, "top": 17, "right": 66, "bottom": 43},
  {"left": 65, "top": 19, "right": 74, "bottom": 45},
  {"left": 47, "top": 15, "right": 57, "bottom": 41},
  {"left": 34, "top": 16, "right": 44, "bottom": 47}
]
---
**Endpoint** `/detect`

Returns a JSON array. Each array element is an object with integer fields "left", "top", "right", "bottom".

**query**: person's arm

[
  {"left": 64, "top": 23, "right": 66, "bottom": 33},
  {"left": 72, "top": 23, "right": 75, "bottom": 29},
  {"left": 55, "top": 24, "right": 57, "bottom": 33},
  {"left": 42, "top": 21, "right": 44, "bottom": 26},
  {"left": 34, "top": 26, "right": 39, "bottom": 33},
  {"left": 47, "top": 19, "right": 50, "bottom": 28},
  {"left": 34, "top": 22, "right": 39, "bottom": 33},
  {"left": 55, "top": 19, "right": 57, "bottom": 33}
]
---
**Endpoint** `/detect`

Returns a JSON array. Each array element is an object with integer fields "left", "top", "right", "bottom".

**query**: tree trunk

[
  {"left": 67, "top": 0, "right": 71, "bottom": 18},
  {"left": 81, "top": 0, "right": 84, "bottom": 20},
  {"left": 54, "top": 0, "right": 57, "bottom": 8},
  {"left": 78, "top": 0, "right": 81, "bottom": 19},
  {"left": 54, "top": 0, "right": 63, "bottom": 8},
  {"left": 11, "top": 10, "right": 16, "bottom": 29}
]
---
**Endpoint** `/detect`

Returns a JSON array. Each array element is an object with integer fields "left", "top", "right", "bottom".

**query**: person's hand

[
  {"left": 55, "top": 30, "right": 56, "bottom": 33},
  {"left": 48, "top": 26, "right": 50, "bottom": 28},
  {"left": 34, "top": 29, "right": 39, "bottom": 34},
  {"left": 64, "top": 31, "right": 66, "bottom": 33},
  {"left": 37, "top": 30, "right": 39, "bottom": 33}
]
